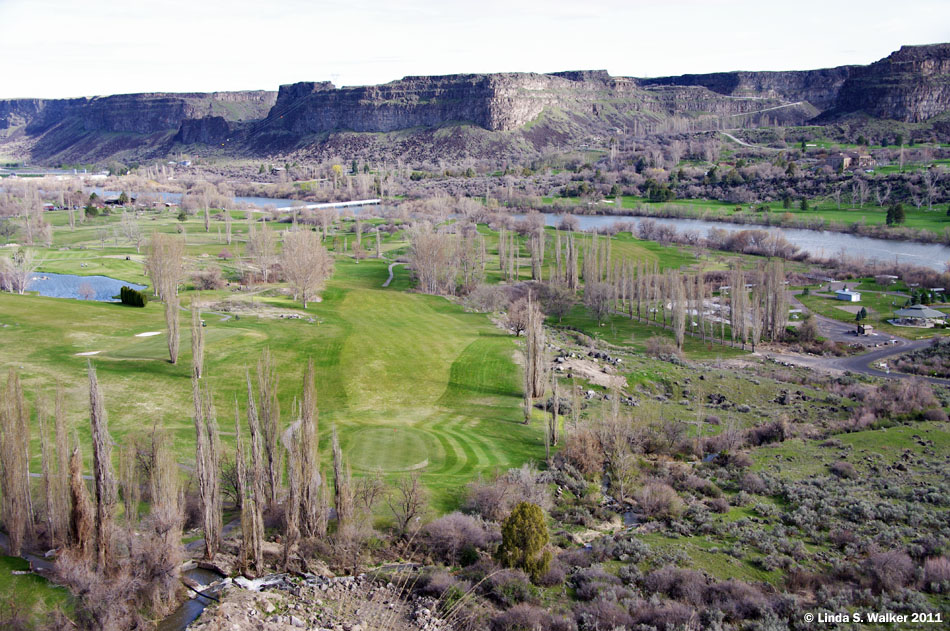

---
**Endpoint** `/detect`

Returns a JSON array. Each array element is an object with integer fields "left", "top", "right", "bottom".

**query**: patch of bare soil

[
  {"left": 189, "top": 573, "right": 449, "bottom": 631},
  {"left": 208, "top": 299, "right": 311, "bottom": 320},
  {"left": 559, "top": 357, "right": 627, "bottom": 389}
]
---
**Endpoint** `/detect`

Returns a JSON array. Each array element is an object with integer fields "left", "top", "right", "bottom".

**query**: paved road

[
  {"left": 781, "top": 292, "right": 950, "bottom": 384},
  {"left": 729, "top": 101, "right": 805, "bottom": 118},
  {"left": 772, "top": 337, "right": 949, "bottom": 385},
  {"left": 720, "top": 131, "right": 782, "bottom": 151}
]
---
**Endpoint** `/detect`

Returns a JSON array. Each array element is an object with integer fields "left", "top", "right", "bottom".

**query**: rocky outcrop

[
  {"left": 1, "top": 44, "right": 949, "bottom": 163},
  {"left": 188, "top": 573, "right": 448, "bottom": 631},
  {"left": 264, "top": 73, "right": 602, "bottom": 134},
  {"left": 825, "top": 44, "right": 950, "bottom": 122},
  {"left": 0, "top": 99, "right": 46, "bottom": 130},
  {"left": 644, "top": 44, "right": 950, "bottom": 123},
  {"left": 259, "top": 71, "right": 796, "bottom": 138},
  {"left": 174, "top": 116, "right": 231, "bottom": 145},
  {"left": 21, "top": 91, "right": 275, "bottom": 135},
  {"left": 640, "top": 67, "right": 853, "bottom": 111},
  {"left": 0, "top": 91, "right": 276, "bottom": 162}
]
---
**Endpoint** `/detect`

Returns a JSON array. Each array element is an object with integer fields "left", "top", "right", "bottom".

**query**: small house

[
  {"left": 857, "top": 323, "right": 874, "bottom": 335},
  {"left": 825, "top": 154, "right": 851, "bottom": 171},
  {"left": 836, "top": 289, "right": 861, "bottom": 302}
]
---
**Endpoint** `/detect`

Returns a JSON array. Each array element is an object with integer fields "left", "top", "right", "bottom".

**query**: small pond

[{"left": 28, "top": 273, "right": 147, "bottom": 301}]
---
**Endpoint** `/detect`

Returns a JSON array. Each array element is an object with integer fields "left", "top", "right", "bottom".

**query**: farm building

[{"left": 836, "top": 289, "right": 861, "bottom": 302}]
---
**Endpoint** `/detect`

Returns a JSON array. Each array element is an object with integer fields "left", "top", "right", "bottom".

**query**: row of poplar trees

[
  {"left": 505, "top": 229, "right": 789, "bottom": 352},
  {"left": 0, "top": 302, "right": 357, "bottom": 627}
]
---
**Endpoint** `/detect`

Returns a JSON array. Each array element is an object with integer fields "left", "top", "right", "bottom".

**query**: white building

[{"left": 836, "top": 289, "right": 861, "bottom": 302}]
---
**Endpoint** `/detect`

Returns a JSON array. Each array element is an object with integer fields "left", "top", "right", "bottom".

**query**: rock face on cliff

[
  {"left": 643, "top": 44, "right": 950, "bottom": 123},
  {"left": 265, "top": 72, "right": 623, "bottom": 134},
  {"left": 0, "top": 91, "right": 275, "bottom": 162},
  {"left": 173, "top": 116, "right": 231, "bottom": 145},
  {"left": 0, "top": 44, "right": 948, "bottom": 164},
  {"left": 257, "top": 71, "right": 803, "bottom": 143},
  {"left": 824, "top": 44, "right": 950, "bottom": 122},
  {"left": 640, "top": 67, "right": 853, "bottom": 111}
]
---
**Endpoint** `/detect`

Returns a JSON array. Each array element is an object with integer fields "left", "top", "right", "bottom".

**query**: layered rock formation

[
  {"left": 0, "top": 44, "right": 948, "bottom": 164},
  {"left": 825, "top": 44, "right": 950, "bottom": 122},
  {"left": 640, "top": 67, "right": 853, "bottom": 111},
  {"left": 0, "top": 91, "right": 276, "bottom": 161},
  {"left": 643, "top": 44, "right": 950, "bottom": 123}
]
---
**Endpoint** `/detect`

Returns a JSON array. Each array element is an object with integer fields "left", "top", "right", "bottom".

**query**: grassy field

[
  {"left": 0, "top": 555, "right": 72, "bottom": 624},
  {"left": 551, "top": 304, "right": 744, "bottom": 361},
  {"left": 1, "top": 208, "right": 715, "bottom": 513},
  {"left": 0, "top": 255, "right": 542, "bottom": 512},
  {"left": 797, "top": 288, "right": 950, "bottom": 339}
]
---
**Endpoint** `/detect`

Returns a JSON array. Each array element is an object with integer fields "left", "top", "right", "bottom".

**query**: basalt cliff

[{"left": 1, "top": 44, "right": 948, "bottom": 164}]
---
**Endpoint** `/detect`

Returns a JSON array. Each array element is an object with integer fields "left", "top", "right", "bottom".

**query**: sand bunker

[
  {"left": 75, "top": 351, "right": 101, "bottom": 356},
  {"left": 135, "top": 331, "right": 162, "bottom": 337}
]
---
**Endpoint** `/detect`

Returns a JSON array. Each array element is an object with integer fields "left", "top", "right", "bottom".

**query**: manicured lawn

[
  {"left": 797, "top": 290, "right": 949, "bottom": 339},
  {"left": 0, "top": 556, "right": 73, "bottom": 624},
  {"left": 0, "top": 254, "right": 541, "bottom": 511}
]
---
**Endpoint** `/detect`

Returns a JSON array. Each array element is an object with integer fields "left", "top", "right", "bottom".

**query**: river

[
  {"left": 516, "top": 213, "right": 950, "bottom": 271},
  {"left": 84, "top": 189, "right": 950, "bottom": 271}
]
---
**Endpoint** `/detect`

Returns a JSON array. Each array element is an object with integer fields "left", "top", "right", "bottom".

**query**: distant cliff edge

[{"left": 1, "top": 44, "right": 948, "bottom": 164}]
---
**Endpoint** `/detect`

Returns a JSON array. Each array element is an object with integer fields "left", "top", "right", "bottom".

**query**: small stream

[
  {"left": 156, "top": 567, "right": 226, "bottom": 631},
  {"left": 2, "top": 531, "right": 223, "bottom": 631}
]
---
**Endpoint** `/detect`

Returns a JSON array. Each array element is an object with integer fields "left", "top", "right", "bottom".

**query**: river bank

[{"left": 535, "top": 199, "right": 950, "bottom": 246}]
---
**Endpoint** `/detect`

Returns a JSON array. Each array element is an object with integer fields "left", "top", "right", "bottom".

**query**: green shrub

[
  {"left": 120, "top": 286, "right": 148, "bottom": 307},
  {"left": 497, "top": 502, "right": 551, "bottom": 583}
]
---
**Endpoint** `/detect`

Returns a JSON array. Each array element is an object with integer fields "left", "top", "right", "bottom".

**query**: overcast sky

[{"left": 1, "top": 0, "right": 948, "bottom": 98}]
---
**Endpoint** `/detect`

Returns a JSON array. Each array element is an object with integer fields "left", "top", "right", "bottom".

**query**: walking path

[{"left": 382, "top": 262, "right": 403, "bottom": 288}]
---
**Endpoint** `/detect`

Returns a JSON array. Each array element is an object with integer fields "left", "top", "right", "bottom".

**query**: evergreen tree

[{"left": 497, "top": 502, "right": 551, "bottom": 582}]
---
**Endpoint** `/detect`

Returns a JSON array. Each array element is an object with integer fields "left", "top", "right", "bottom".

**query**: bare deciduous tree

[
  {"left": 140, "top": 431, "right": 184, "bottom": 616},
  {"left": 193, "top": 374, "right": 221, "bottom": 561},
  {"left": 299, "top": 359, "right": 325, "bottom": 538},
  {"left": 387, "top": 472, "right": 428, "bottom": 536},
  {"left": 120, "top": 211, "right": 142, "bottom": 252},
  {"left": 146, "top": 233, "right": 185, "bottom": 300},
  {"left": 525, "top": 294, "right": 547, "bottom": 399},
  {"left": 672, "top": 274, "right": 686, "bottom": 350},
  {"left": 0, "top": 369, "right": 33, "bottom": 556},
  {"left": 332, "top": 426, "right": 353, "bottom": 528},
  {"left": 242, "top": 377, "right": 266, "bottom": 575},
  {"left": 191, "top": 298, "right": 204, "bottom": 379},
  {"left": 247, "top": 220, "right": 276, "bottom": 283},
  {"left": 407, "top": 222, "right": 457, "bottom": 295},
  {"left": 68, "top": 436, "right": 94, "bottom": 559},
  {"left": 147, "top": 233, "right": 185, "bottom": 363},
  {"left": 281, "top": 229, "right": 333, "bottom": 308},
  {"left": 1, "top": 247, "right": 37, "bottom": 294},
  {"left": 88, "top": 361, "right": 117, "bottom": 572},
  {"left": 257, "top": 349, "right": 282, "bottom": 507}
]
